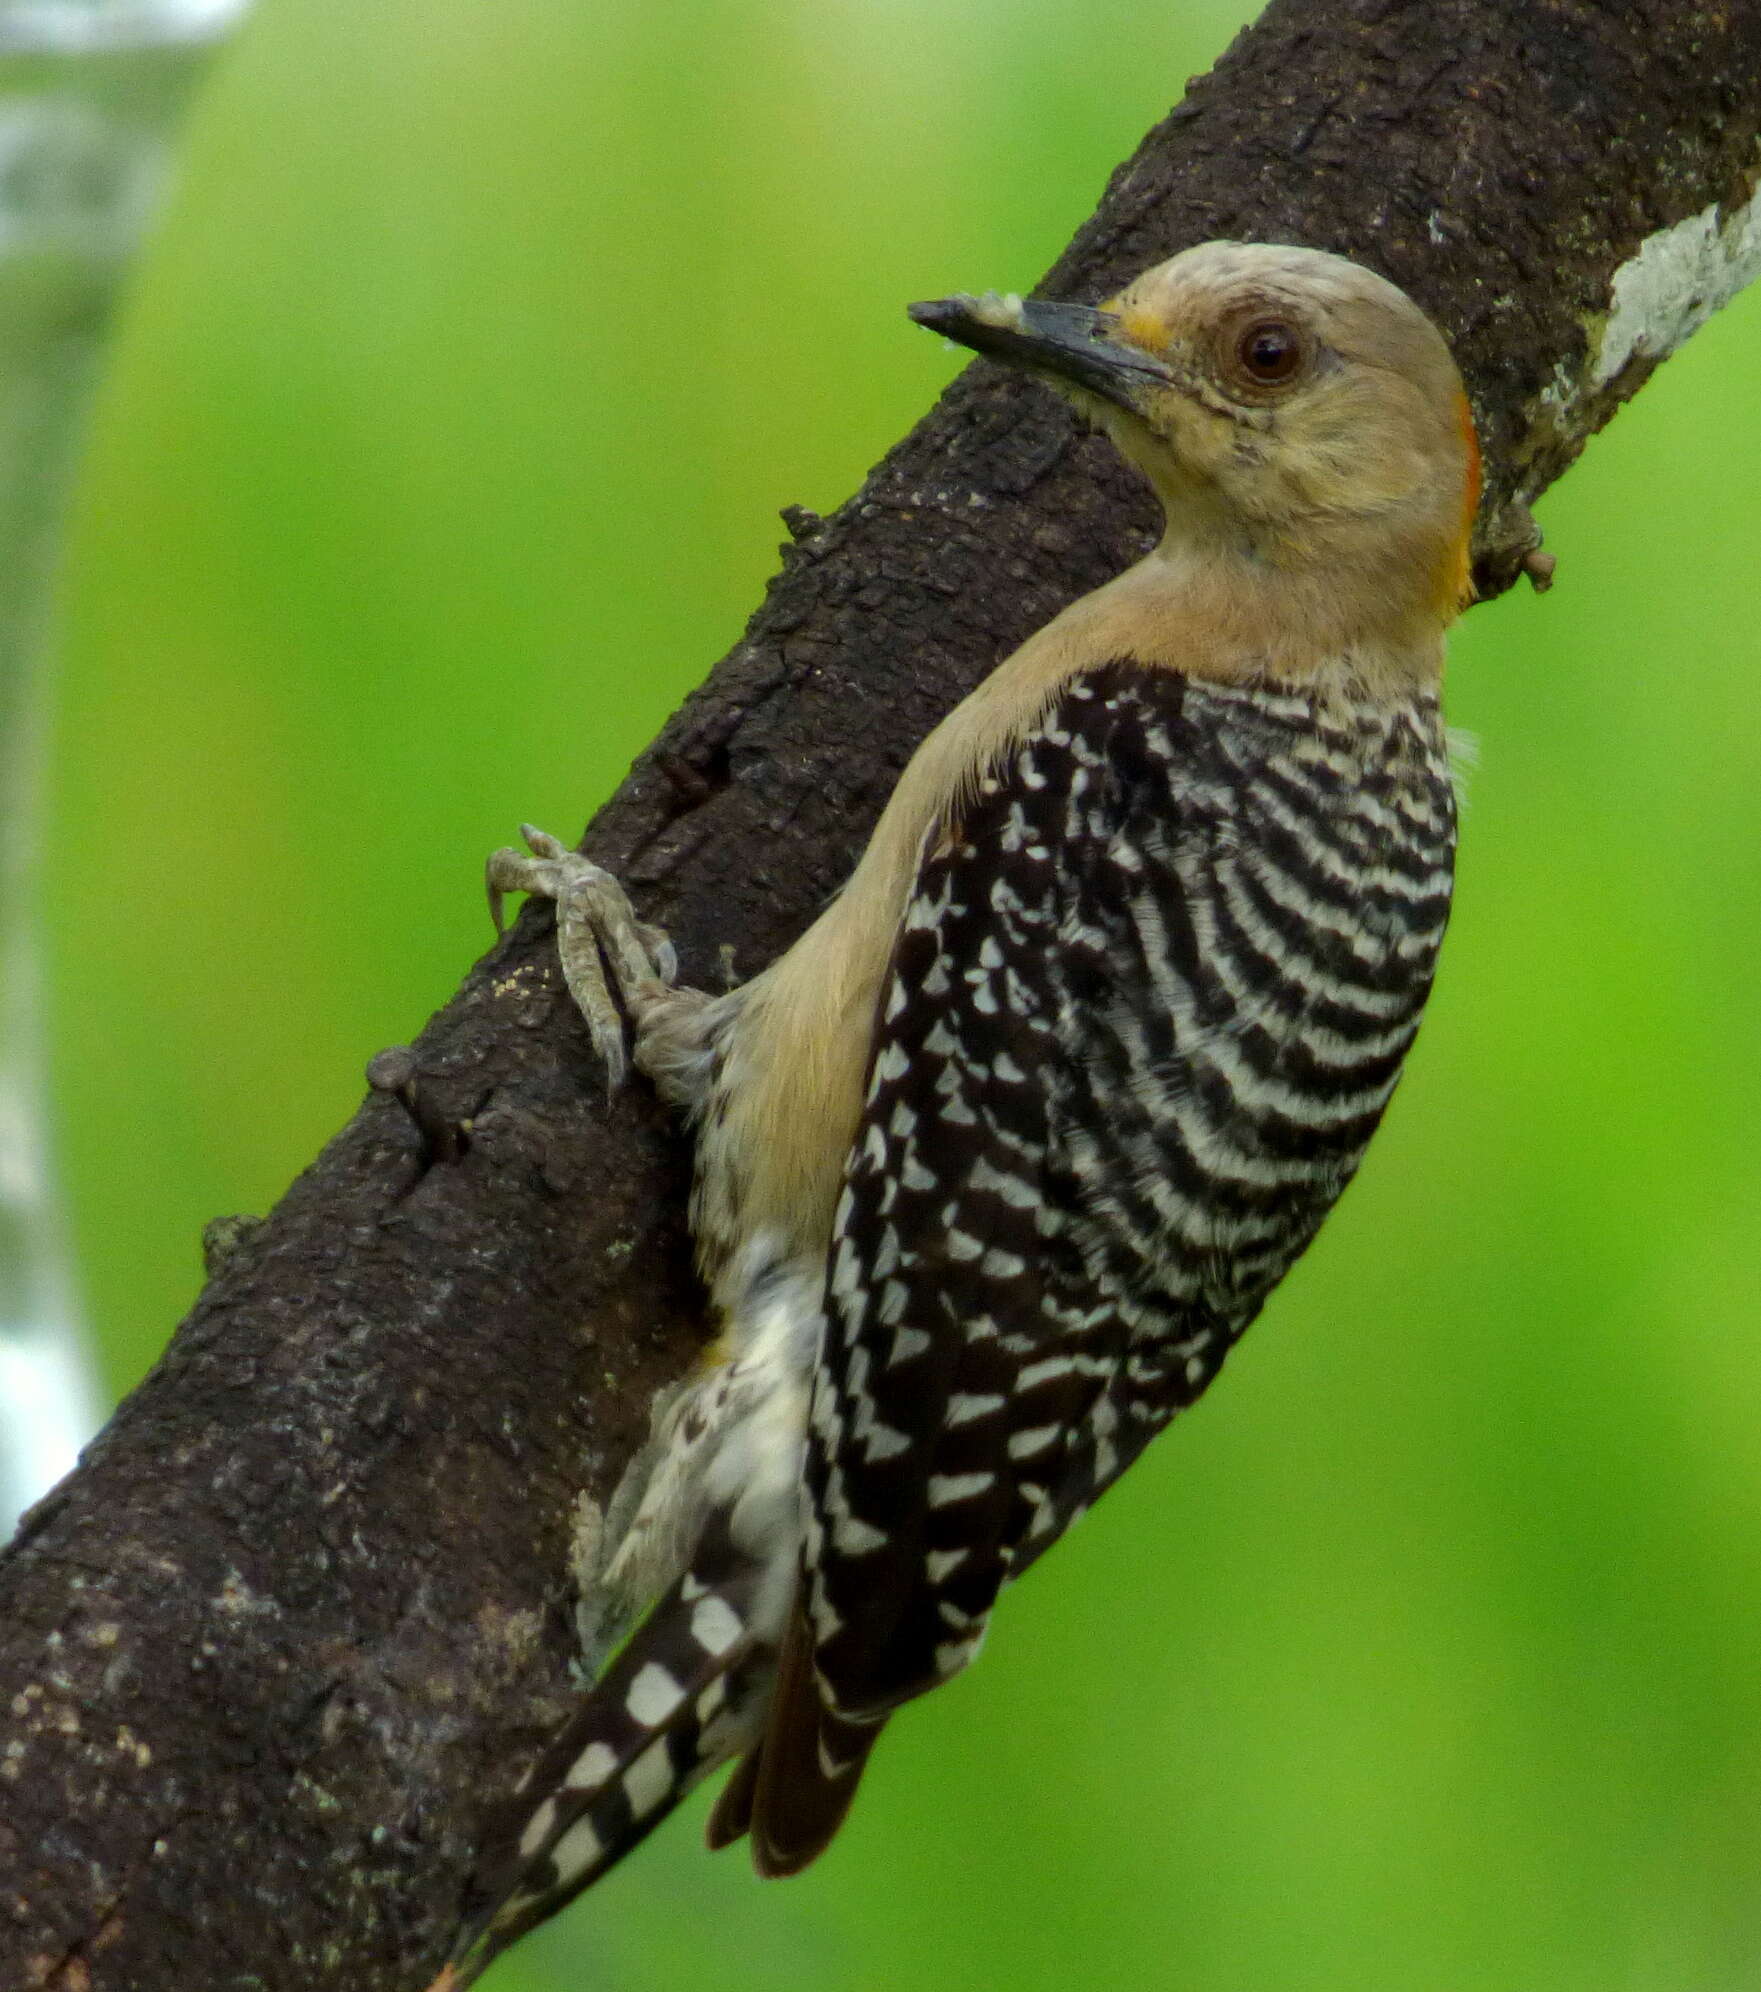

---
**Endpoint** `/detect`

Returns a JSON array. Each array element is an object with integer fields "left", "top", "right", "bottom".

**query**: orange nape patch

[{"left": 1446, "top": 388, "right": 1483, "bottom": 614}]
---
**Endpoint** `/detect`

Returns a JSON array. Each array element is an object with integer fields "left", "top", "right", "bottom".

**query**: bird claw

[{"left": 485, "top": 825, "right": 678, "bottom": 1093}]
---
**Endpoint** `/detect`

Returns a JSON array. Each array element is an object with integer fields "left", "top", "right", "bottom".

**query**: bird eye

[{"left": 1234, "top": 318, "right": 1305, "bottom": 386}]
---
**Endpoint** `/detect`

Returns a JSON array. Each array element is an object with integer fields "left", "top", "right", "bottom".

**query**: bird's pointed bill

[{"left": 909, "top": 292, "right": 1171, "bottom": 411}]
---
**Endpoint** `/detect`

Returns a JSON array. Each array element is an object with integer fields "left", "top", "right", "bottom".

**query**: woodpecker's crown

[{"left": 913, "top": 241, "right": 1480, "bottom": 620}]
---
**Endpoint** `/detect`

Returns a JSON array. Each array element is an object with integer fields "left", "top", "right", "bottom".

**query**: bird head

[{"left": 911, "top": 242, "right": 1481, "bottom": 627}]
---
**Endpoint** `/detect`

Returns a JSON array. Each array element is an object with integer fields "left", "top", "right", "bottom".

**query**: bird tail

[
  {"left": 443, "top": 1560, "right": 771, "bottom": 1987},
  {"left": 704, "top": 1597, "right": 889, "bottom": 1876}
]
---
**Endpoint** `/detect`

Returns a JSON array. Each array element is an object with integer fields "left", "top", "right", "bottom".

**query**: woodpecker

[{"left": 445, "top": 241, "right": 1480, "bottom": 1983}]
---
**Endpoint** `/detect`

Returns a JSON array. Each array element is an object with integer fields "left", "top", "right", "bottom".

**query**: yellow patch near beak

[{"left": 1107, "top": 298, "right": 1170, "bottom": 357}]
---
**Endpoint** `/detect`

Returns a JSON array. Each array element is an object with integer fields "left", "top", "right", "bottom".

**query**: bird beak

[{"left": 909, "top": 292, "right": 1172, "bottom": 411}]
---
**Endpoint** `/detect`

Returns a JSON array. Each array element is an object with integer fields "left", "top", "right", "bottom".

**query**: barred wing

[{"left": 745, "top": 663, "right": 1453, "bottom": 1869}]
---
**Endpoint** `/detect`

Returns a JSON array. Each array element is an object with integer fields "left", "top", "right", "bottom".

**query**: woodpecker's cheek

[{"left": 1151, "top": 395, "right": 1240, "bottom": 486}]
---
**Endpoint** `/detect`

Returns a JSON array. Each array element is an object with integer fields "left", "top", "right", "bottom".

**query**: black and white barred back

[
  {"left": 452, "top": 659, "right": 1455, "bottom": 1973},
  {"left": 805, "top": 660, "right": 1455, "bottom": 1719}
]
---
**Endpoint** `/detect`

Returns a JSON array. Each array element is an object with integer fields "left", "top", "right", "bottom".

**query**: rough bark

[{"left": 4, "top": 1, "right": 1760, "bottom": 1985}]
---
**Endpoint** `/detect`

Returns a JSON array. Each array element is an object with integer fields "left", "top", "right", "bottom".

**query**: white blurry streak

[
  {"left": 0, "top": 1330, "right": 92, "bottom": 1507},
  {"left": 0, "top": 823, "right": 102, "bottom": 1525},
  {"left": 0, "top": 0, "right": 250, "bottom": 1534},
  {"left": 0, "top": 0, "right": 248, "bottom": 56}
]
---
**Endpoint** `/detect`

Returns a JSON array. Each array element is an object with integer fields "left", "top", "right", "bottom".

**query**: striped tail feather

[
  {"left": 444, "top": 1561, "right": 774, "bottom": 1986},
  {"left": 706, "top": 1599, "right": 888, "bottom": 1877}
]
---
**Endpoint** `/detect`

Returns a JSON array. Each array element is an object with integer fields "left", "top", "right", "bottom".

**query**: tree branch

[{"left": 3, "top": 1, "right": 1758, "bottom": 1984}]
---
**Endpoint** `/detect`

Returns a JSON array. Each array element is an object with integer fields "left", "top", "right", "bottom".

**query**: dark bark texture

[{"left": 5, "top": 2, "right": 1761, "bottom": 1985}]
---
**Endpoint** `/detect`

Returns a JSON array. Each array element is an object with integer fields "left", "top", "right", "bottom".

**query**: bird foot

[{"left": 486, "top": 825, "right": 680, "bottom": 1092}]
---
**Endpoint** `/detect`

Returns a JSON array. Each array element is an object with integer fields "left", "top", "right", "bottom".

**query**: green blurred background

[{"left": 40, "top": 1, "right": 1761, "bottom": 1986}]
